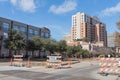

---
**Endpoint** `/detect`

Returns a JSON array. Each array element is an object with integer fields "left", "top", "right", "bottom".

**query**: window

[
  {"left": 34, "top": 30, "right": 39, "bottom": 35},
  {"left": 41, "top": 31, "right": 44, "bottom": 38},
  {"left": 29, "top": 29, "right": 33, "bottom": 35},
  {"left": 13, "top": 25, "right": 19, "bottom": 31},
  {"left": 3, "top": 23, "right": 9, "bottom": 32},
  {"left": 28, "top": 36, "right": 33, "bottom": 40},
  {"left": 45, "top": 33, "right": 49, "bottom": 38},
  {"left": 20, "top": 27, "right": 26, "bottom": 34},
  {"left": 3, "top": 32, "right": 8, "bottom": 38}
]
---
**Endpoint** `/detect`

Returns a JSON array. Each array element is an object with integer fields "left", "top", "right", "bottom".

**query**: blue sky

[{"left": 0, "top": 0, "right": 120, "bottom": 41}]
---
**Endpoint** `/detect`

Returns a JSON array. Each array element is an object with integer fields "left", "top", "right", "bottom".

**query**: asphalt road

[{"left": 0, "top": 65, "right": 99, "bottom": 80}]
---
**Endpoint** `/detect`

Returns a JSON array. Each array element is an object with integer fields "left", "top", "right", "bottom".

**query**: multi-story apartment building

[
  {"left": 71, "top": 12, "right": 107, "bottom": 47},
  {"left": 0, "top": 17, "right": 50, "bottom": 57}
]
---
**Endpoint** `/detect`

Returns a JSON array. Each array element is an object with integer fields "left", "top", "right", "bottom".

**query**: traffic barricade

[
  {"left": 46, "top": 55, "right": 62, "bottom": 69},
  {"left": 12, "top": 55, "right": 24, "bottom": 67},
  {"left": 98, "top": 58, "right": 120, "bottom": 76}
]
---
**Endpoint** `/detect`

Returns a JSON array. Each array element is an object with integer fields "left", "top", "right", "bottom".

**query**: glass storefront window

[{"left": 3, "top": 23, "right": 9, "bottom": 32}]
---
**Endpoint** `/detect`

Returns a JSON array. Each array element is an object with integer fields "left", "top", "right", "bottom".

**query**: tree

[
  {"left": 33, "top": 36, "right": 43, "bottom": 58},
  {"left": 42, "top": 39, "right": 57, "bottom": 55},
  {"left": 4, "top": 30, "right": 25, "bottom": 56},
  {"left": 57, "top": 40, "right": 67, "bottom": 56},
  {"left": 81, "top": 50, "right": 89, "bottom": 58},
  {"left": 66, "top": 46, "right": 81, "bottom": 58},
  {"left": 95, "top": 47, "right": 116, "bottom": 57},
  {"left": 14, "top": 30, "right": 26, "bottom": 54},
  {"left": 26, "top": 39, "right": 35, "bottom": 58},
  {"left": 66, "top": 46, "right": 73, "bottom": 57}
]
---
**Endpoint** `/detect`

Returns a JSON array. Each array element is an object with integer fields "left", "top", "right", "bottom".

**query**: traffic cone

[
  {"left": 27, "top": 57, "right": 30, "bottom": 68},
  {"left": 10, "top": 57, "right": 13, "bottom": 66}
]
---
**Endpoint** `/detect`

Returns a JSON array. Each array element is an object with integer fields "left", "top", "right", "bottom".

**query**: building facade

[
  {"left": 114, "top": 32, "right": 120, "bottom": 47},
  {"left": 107, "top": 33, "right": 115, "bottom": 48},
  {"left": 0, "top": 17, "right": 50, "bottom": 57},
  {"left": 71, "top": 12, "right": 107, "bottom": 47}
]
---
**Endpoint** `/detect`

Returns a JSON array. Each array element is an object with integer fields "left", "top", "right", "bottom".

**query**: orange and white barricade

[
  {"left": 99, "top": 58, "right": 120, "bottom": 75},
  {"left": 100, "top": 68, "right": 120, "bottom": 74},
  {"left": 12, "top": 55, "right": 24, "bottom": 67},
  {"left": 46, "top": 56, "right": 62, "bottom": 68}
]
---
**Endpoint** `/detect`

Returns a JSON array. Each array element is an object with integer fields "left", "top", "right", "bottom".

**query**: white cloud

[
  {"left": 49, "top": 0, "right": 77, "bottom": 14},
  {"left": 10, "top": 0, "right": 16, "bottom": 5},
  {"left": 101, "top": 2, "right": 120, "bottom": 16},
  {"left": 10, "top": 0, "right": 36, "bottom": 13}
]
